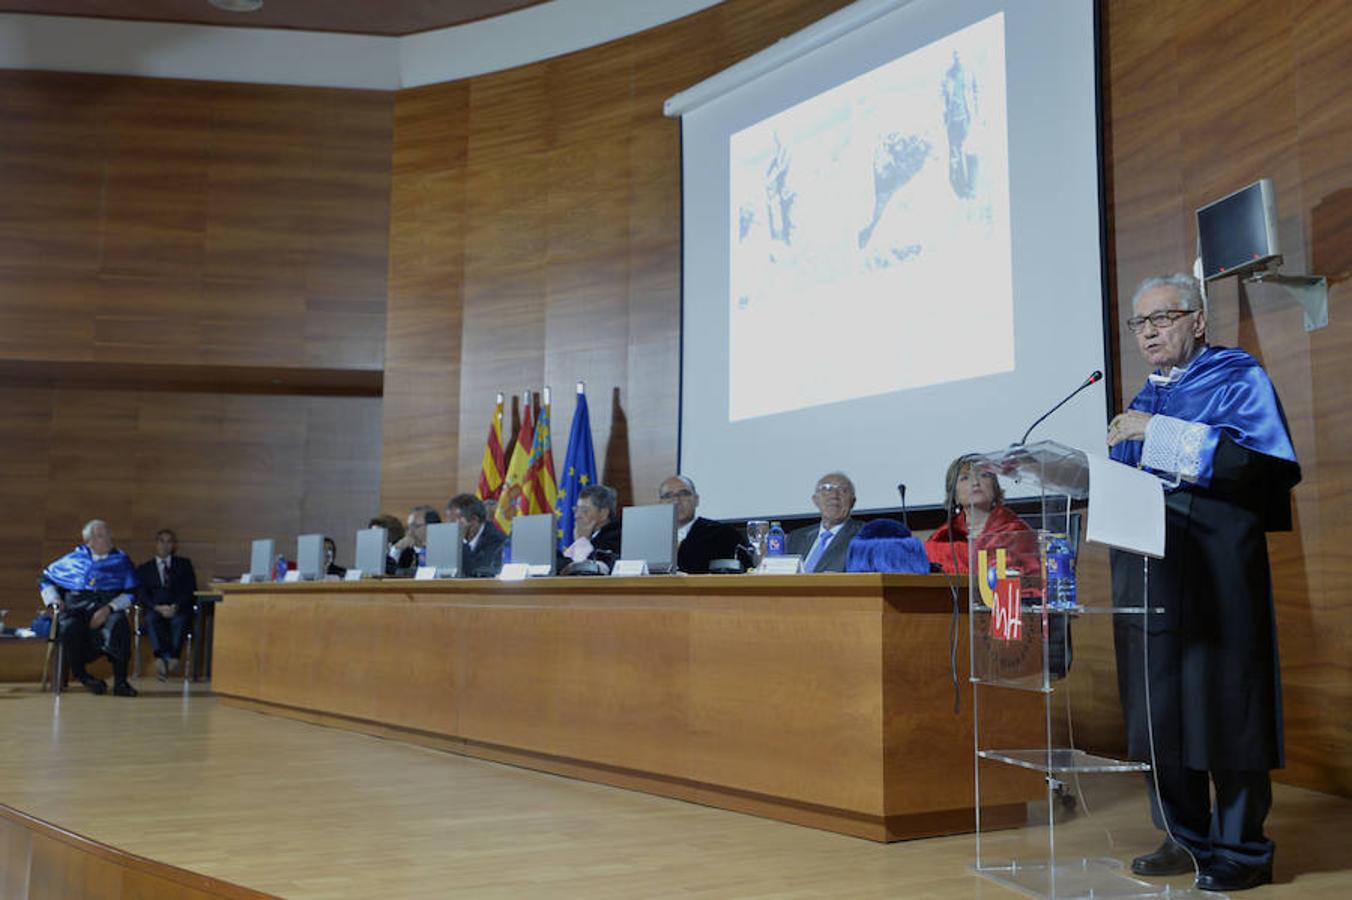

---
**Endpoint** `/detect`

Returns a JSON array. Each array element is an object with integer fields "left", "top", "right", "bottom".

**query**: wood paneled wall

[
  {"left": 0, "top": 72, "right": 392, "bottom": 606},
  {"left": 380, "top": 0, "right": 855, "bottom": 515},
  {"left": 0, "top": 386, "right": 381, "bottom": 597},
  {"left": 0, "top": 71, "right": 392, "bottom": 372}
]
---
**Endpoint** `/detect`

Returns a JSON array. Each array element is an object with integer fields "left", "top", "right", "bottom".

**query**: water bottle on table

[
  {"left": 1045, "top": 535, "right": 1076, "bottom": 609},
  {"left": 766, "top": 522, "right": 786, "bottom": 557}
]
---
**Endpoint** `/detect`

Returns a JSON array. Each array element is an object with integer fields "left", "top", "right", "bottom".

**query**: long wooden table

[{"left": 212, "top": 574, "right": 1041, "bottom": 841}]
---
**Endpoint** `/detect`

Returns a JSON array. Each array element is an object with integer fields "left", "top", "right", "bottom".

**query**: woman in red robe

[{"left": 924, "top": 455, "right": 1040, "bottom": 578}]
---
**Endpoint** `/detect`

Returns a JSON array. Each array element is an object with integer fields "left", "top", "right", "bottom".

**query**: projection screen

[{"left": 668, "top": 0, "right": 1107, "bottom": 520}]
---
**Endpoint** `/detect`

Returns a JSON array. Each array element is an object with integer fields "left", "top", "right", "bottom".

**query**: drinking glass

[{"left": 745, "top": 520, "right": 770, "bottom": 569}]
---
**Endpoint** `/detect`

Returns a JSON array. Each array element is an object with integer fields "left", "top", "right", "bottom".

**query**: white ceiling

[{"left": 0, "top": 0, "right": 724, "bottom": 90}]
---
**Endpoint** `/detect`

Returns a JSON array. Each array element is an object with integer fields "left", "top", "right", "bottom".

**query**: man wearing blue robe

[
  {"left": 39, "top": 519, "right": 140, "bottom": 697},
  {"left": 1107, "top": 274, "right": 1299, "bottom": 892}
]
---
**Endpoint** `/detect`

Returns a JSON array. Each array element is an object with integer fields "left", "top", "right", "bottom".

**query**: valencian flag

[
  {"left": 493, "top": 391, "right": 536, "bottom": 534},
  {"left": 556, "top": 382, "right": 598, "bottom": 550},
  {"left": 475, "top": 393, "right": 507, "bottom": 501},
  {"left": 524, "top": 388, "right": 558, "bottom": 517}
]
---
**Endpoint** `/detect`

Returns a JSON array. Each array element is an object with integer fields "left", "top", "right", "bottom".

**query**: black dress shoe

[
  {"left": 1196, "top": 857, "right": 1272, "bottom": 892},
  {"left": 1131, "top": 839, "right": 1195, "bottom": 876},
  {"left": 77, "top": 674, "right": 108, "bottom": 695},
  {"left": 112, "top": 681, "right": 139, "bottom": 697}
]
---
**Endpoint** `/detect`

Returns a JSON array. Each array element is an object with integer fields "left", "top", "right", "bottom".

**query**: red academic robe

[{"left": 924, "top": 504, "right": 1040, "bottom": 577}]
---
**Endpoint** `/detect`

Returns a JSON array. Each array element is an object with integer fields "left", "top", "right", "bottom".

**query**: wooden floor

[{"left": 1, "top": 680, "right": 1350, "bottom": 899}]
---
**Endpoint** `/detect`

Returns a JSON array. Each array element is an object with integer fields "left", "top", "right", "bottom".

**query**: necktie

[
  {"left": 804, "top": 529, "right": 833, "bottom": 572},
  {"left": 160, "top": 559, "right": 169, "bottom": 586}
]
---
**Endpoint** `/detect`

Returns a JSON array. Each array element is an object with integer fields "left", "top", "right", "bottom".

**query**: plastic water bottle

[
  {"left": 1044, "top": 537, "right": 1065, "bottom": 608},
  {"left": 1045, "top": 536, "right": 1076, "bottom": 609},
  {"left": 766, "top": 522, "right": 786, "bottom": 557},
  {"left": 273, "top": 554, "right": 287, "bottom": 582}
]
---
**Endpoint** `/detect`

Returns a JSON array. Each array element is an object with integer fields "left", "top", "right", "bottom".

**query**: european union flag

[{"left": 556, "top": 388, "right": 598, "bottom": 550}]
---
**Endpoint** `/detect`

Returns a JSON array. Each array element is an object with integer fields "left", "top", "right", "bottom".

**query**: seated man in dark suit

[
  {"left": 39, "top": 519, "right": 139, "bottom": 696},
  {"left": 135, "top": 528, "right": 198, "bottom": 680},
  {"left": 786, "top": 472, "right": 865, "bottom": 572},
  {"left": 389, "top": 505, "right": 440, "bottom": 574},
  {"left": 446, "top": 493, "right": 506, "bottom": 578},
  {"left": 658, "top": 475, "right": 746, "bottom": 573},
  {"left": 323, "top": 536, "right": 347, "bottom": 578},
  {"left": 367, "top": 515, "right": 405, "bottom": 576},
  {"left": 561, "top": 484, "right": 622, "bottom": 572}
]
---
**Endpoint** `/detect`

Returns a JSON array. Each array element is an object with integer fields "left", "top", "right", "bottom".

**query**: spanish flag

[
  {"left": 493, "top": 391, "right": 535, "bottom": 534},
  {"left": 475, "top": 393, "right": 506, "bottom": 501},
  {"left": 524, "top": 388, "right": 558, "bottom": 517}
]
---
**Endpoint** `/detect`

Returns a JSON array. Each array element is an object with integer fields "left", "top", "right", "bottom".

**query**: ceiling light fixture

[{"left": 209, "top": 0, "right": 264, "bottom": 12}]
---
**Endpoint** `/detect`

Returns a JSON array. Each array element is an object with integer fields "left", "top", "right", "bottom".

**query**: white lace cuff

[
  {"left": 41, "top": 584, "right": 61, "bottom": 606},
  {"left": 1142, "top": 414, "right": 1210, "bottom": 479},
  {"left": 111, "top": 593, "right": 133, "bottom": 612}
]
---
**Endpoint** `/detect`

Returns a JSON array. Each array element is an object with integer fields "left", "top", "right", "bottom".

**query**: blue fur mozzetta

[{"left": 845, "top": 519, "right": 930, "bottom": 574}]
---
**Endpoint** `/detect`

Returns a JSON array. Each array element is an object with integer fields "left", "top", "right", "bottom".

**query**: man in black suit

[
  {"left": 786, "top": 472, "right": 864, "bottom": 572},
  {"left": 658, "top": 475, "right": 746, "bottom": 574},
  {"left": 446, "top": 493, "right": 506, "bottom": 578},
  {"left": 389, "top": 505, "right": 440, "bottom": 574},
  {"left": 561, "top": 484, "right": 622, "bottom": 572},
  {"left": 323, "top": 536, "right": 346, "bottom": 578},
  {"left": 135, "top": 528, "right": 198, "bottom": 680}
]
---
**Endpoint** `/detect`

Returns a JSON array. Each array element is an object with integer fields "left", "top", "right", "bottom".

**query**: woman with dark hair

[{"left": 924, "top": 455, "right": 1040, "bottom": 576}]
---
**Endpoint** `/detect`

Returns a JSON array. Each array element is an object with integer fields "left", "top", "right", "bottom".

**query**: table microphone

[
  {"left": 896, "top": 483, "right": 909, "bottom": 529},
  {"left": 1018, "top": 370, "right": 1103, "bottom": 445}
]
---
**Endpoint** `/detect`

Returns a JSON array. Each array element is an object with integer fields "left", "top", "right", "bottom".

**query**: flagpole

[
  {"left": 576, "top": 380, "right": 585, "bottom": 395},
  {"left": 544, "top": 385, "right": 551, "bottom": 407}
]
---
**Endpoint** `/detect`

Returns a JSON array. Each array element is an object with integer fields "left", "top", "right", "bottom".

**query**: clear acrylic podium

[{"left": 967, "top": 441, "right": 1191, "bottom": 898}]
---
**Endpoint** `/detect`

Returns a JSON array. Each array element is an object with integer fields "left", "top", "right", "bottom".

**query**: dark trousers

[
  {"left": 1149, "top": 767, "right": 1274, "bottom": 868},
  {"left": 146, "top": 609, "right": 193, "bottom": 659},
  {"left": 59, "top": 603, "right": 131, "bottom": 685}
]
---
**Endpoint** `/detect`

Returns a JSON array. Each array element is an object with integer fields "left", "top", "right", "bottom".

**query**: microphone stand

[{"left": 1018, "top": 371, "right": 1103, "bottom": 446}]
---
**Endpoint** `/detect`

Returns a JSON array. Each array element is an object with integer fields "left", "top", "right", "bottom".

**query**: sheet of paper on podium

[{"left": 1085, "top": 453, "right": 1165, "bottom": 557}]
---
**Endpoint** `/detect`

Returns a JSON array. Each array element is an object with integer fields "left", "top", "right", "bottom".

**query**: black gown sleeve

[{"left": 1204, "top": 433, "right": 1301, "bottom": 531}]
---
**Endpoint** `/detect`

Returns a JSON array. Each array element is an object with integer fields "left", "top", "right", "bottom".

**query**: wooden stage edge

[
  {"left": 0, "top": 801, "right": 269, "bottom": 900},
  {"left": 217, "top": 692, "right": 1027, "bottom": 843}
]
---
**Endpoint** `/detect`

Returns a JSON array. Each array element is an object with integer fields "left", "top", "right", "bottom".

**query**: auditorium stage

[{"left": 1, "top": 681, "right": 1350, "bottom": 898}]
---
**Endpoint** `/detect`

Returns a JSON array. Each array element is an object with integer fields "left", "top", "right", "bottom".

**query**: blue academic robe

[
  {"left": 40, "top": 545, "right": 139, "bottom": 597},
  {"left": 1109, "top": 346, "right": 1296, "bottom": 486},
  {"left": 1110, "top": 345, "right": 1300, "bottom": 771}
]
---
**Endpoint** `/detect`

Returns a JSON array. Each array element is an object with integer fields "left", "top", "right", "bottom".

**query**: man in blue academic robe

[
  {"left": 1108, "top": 274, "right": 1299, "bottom": 892},
  {"left": 39, "top": 519, "right": 140, "bottom": 697}
]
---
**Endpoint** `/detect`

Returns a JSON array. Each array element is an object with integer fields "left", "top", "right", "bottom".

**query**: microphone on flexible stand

[
  {"left": 1018, "top": 370, "right": 1103, "bottom": 445},
  {"left": 896, "top": 483, "right": 909, "bottom": 529}
]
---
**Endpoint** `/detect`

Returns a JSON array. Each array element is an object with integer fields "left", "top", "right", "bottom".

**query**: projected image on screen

[{"left": 729, "top": 13, "right": 1011, "bottom": 421}]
